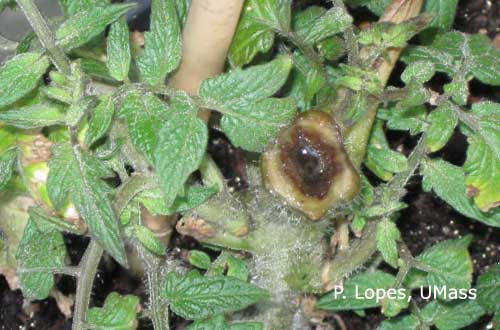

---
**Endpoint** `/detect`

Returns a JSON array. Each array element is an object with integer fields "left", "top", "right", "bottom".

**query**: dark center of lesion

[{"left": 280, "top": 127, "right": 338, "bottom": 199}]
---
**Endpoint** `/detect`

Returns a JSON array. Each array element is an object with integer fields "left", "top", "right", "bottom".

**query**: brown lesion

[
  {"left": 280, "top": 126, "right": 340, "bottom": 199},
  {"left": 262, "top": 110, "right": 361, "bottom": 220}
]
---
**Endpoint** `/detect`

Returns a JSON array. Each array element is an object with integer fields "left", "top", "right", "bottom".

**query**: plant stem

[
  {"left": 17, "top": 266, "right": 80, "bottom": 276},
  {"left": 322, "top": 220, "right": 378, "bottom": 289},
  {"left": 344, "top": 0, "right": 425, "bottom": 167},
  {"left": 387, "top": 134, "right": 428, "bottom": 198},
  {"left": 144, "top": 253, "right": 169, "bottom": 330},
  {"left": 15, "top": 0, "right": 71, "bottom": 74},
  {"left": 322, "top": 135, "right": 428, "bottom": 289},
  {"left": 72, "top": 240, "right": 103, "bottom": 330}
]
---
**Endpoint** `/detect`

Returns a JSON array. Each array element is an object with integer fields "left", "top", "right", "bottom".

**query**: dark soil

[{"left": 1, "top": 1, "right": 500, "bottom": 330}]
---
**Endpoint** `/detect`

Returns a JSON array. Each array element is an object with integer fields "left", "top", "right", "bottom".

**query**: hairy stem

[
  {"left": 72, "top": 240, "right": 103, "bottom": 330},
  {"left": 344, "top": 0, "right": 425, "bottom": 167},
  {"left": 15, "top": 0, "right": 71, "bottom": 74},
  {"left": 141, "top": 247, "right": 169, "bottom": 330},
  {"left": 322, "top": 135, "right": 428, "bottom": 289}
]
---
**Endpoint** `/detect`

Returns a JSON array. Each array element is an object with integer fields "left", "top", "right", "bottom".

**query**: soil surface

[{"left": 1, "top": 1, "right": 500, "bottom": 330}]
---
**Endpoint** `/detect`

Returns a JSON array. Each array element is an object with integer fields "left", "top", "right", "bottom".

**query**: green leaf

[
  {"left": 378, "top": 105, "right": 427, "bottom": 135},
  {"left": 134, "top": 224, "right": 165, "bottom": 256},
  {"left": 56, "top": 4, "right": 134, "bottom": 51},
  {"left": 365, "top": 120, "right": 408, "bottom": 181},
  {"left": 0, "top": 53, "right": 50, "bottom": 108},
  {"left": 403, "top": 32, "right": 500, "bottom": 86},
  {"left": 376, "top": 219, "right": 400, "bottom": 268},
  {"left": 421, "top": 299, "right": 485, "bottom": 330},
  {"left": 81, "top": 58, "right": 118, "bottom": 84},
  {"left": 189, "top": 317, "right": 263, "bottom": 330},
  {"left": 379, "top": 315, "right": 419, "bottom": 330},
  {"left": 59, "top": 0, "right": 110, "bottom": 16},
  {"left": 119, "top": 91, "right": 168, "bottom": 163},
  {"left": 187, "top": 315, "right": 229, "bottom": 330},
  {"left": 139, "top": 185, "right": 218, "bottom": 216},
  {"left": 0, "top": 148, "right": 17, "bottom": 189},
  {"left": 200, "top": 56, "right": 293, "bottom": 107},
  {"left": 494, "top": 312, "right": 500, "bottom": 330},
  {"left": 226, "top": 255, "right": 250, "bottom": 281},
  {"left": 106, "top": 18, "right": 131, "bottom": 82},
  {"left": 17, "top": 210, "right": 67, "bottom": 300},
  {"left": 155, "top": 93, "right": 208, "bottom": 207},
  {"left": 137, "top": 0, "right": 181, "bottom": 85},
  {"left": 444, "top": 78, "right": 468, "bottom": 106},
  {"left": 228, "top": 1, "right": 275, "bottom": 67},
  {"left": 425, "top": 103, "right": 457, "bottom": 152},
  {"left": 462, "top": 102, "right": 500, "bottom": 211},
  {"left": 316, "top": 271, "right": 397, "bottom": 311},
  {"left": 405, "top": 236, "right": 473, "bottom": 298},
  {"left": 220, "top": 97, "right": 296, "bottom": 152},
  {"left": 424, "top": 0, "right": 458, "bottom": 30},
  {"left": 476, "top": 264, "right": 500, "bottom": 313},
  {"left": 401, "top": 61, "right": 436, "bottom": 84},
  {"left": 469, "top": 34, "right": 500, "bottom": 86},
  {"left": 0, "top": 103, "right": 65, "bottom": 129},
  {"left": 296, "top": 7, "right": 352, "bottom": 45},
  {"left": 85, "top": 94, "right": 115, "bottom": 147},
  {"left": 288, "top": 51, "right": 326, "bottom": 110},
  {"left": 188, "top": 250, "right": 211, "bottom": 270},
  {"left": 230, "top": 323, "right": 264, "bottom": 330},
  {"left": 87, "top": 292, "right": 140, "bottom": 330},
  {"left": 421, "top": 159, "right": 500, "bottom": 227},
  {"left": 47, "top": 143, "right": 127, "bottom": 265},
  {"left": 163, "top": 270, "right": 268, "bottom": 320}
]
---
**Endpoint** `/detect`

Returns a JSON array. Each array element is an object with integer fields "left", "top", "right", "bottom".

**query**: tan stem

[
  {"left": 142, "top": 1, "right": 244, "bottom": 245},
  {"left": 345, "top": 0, "right": 425, "bottom": 167},
  {"left": 169, "top": 0, "right": 245, "bottom": 122}
]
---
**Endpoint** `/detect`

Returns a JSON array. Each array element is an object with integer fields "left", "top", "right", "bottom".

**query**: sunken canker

[{"left": 262, "top": 110, "right": 360, "bottom": 220}]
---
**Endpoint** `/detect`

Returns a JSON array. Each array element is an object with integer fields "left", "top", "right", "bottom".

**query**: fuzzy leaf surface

[
  {"left": 297, "top": 7, "right": 352, "bottom": 44},
  {"left": 86, "top": 94, "right": 115, "bottom": 147},
  {"left": 47, "top": 144, "right": 127, "bottom": 265},
  {"left": 137, "top": 0, "right": 181, "bottom": 85},
  {"left": 317, "top": 271, "right": 396, "bottom": 310},
  {"left": 403, "top": 32, "right": 500, "bottom": 86},
  {"left": 376, "top": 219, "right": 400, "bottom": 268},
  {"left": 119, "top": 91, "right": 168, "bottom": 163},
  {"left": 134, "top": 225, "right": 165, "bottom": 256},
  {"left": 462, "top": 102, "right": 500, "bottom": 211},
  {"left": 405, "top": 236, "right": 473, "bottom": 298},
  {"left": 228, "top": 0, "right": 277, "bottom": 67},
  {"left": 86, "top": 292, "right": 140, "bottom": 330},
  {"left": 421, "top": 159, "right": 500, "bottom": 227},
  {"left": 56, "top": 4, "right": 134, "bottom": 51},
  {"left": 424, "top": 0, "right": 458, "bottom": 30},
  {"left": 59, "top": 0, "right": 109, "bottom": 16},
  {"left": 200, "top": 56, "right": 293, "bottom": 107},
  {"left": 421, "top": 299, "right": 485, "bottom": 330},
  {"left": 106, "top": 18, "right": 131, "bottom": 82},
  {"left": 0, "top": 103, "right": 65, "bottom": 129},
  {"left": 17, "top": 211, "right": 67, "bottom": 300},
  {"left": 163, "top": 270, "right": 268, "bottom": 320},
  {"left": 220, "top": 97, "right": 296, "bottom": 152},
  {"left": 379, "top": 315, "right": 419, "bottom": 330},
  {"left": 0, "top": 53, "right": 50, "bottom": 108},
  {"left": 425, "top": 103, "right": 457, "bottom": 152},
  {"left": 476, "top": 264, "right": 500, "bottom": 313},
  {"left": 139, "top": 185, "right": 218, "bottom": 216},
  {"left": 365, "top": 120, "right": 408, "bottom": 181},
  {"left": 0, "top": 148, "right": 17, "bottom": 189},
  {"left": 155, "top": 93, "right": 208, "bottom": 207}
]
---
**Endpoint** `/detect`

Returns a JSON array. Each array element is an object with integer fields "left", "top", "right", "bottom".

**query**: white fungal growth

[{"left": 234, "top": 165, "right": 329, "bottom": 329}]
